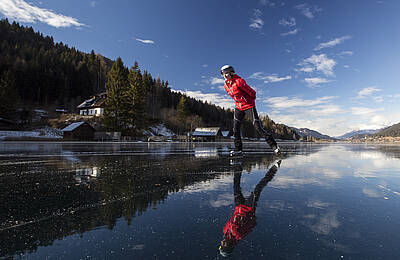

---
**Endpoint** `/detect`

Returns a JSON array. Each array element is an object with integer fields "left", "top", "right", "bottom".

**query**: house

[
  {"left": 62, "top": 122, "right": 95, "bottom": 141},
  {"left": 192, "top": 127, "right": 223, "bottom": 142},
  {"left": 77, "top": 92, "right": 106, "bottom": 116}
]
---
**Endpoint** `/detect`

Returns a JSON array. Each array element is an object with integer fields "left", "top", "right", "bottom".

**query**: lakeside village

[{"left": 1, "top": 92, "right": 399, "bottom": 143}]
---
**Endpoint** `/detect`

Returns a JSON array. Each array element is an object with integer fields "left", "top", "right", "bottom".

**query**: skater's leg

[
  {"left": 247, "top": 107, "right": 278, "bottom": 150},
  {"left": 233, "top": 171, "right": 245, "bottom": 206},
  {"left": 251, "top": 163, "right": 279, "bottom": 206},
  {"left": 233, "top": 109, "right": 245, "bottom": 152}
]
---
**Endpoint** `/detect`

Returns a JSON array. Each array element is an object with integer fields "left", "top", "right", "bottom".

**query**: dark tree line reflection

[{"left": 0, "top": 150, "right": 284, "bottom": 258}]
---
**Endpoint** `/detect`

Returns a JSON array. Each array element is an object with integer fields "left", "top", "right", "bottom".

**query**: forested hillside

[
  {"left": 374, "top": 123, "right": 400, "bottom": 137},
  {"left": 0, "top": 19, "right": 111, "bottom": 112},
  {"left": 0, "top": 19, "right": 299, "bottom": 140}
]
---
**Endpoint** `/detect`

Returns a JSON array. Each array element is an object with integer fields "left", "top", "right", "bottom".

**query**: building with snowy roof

[
  {"left": 77, "top": 92, "right": 106, "bottom": 116},
  {"left": 192, "top": 127, "right": 223, "bottom": 142},
  {"left": 62, "top": 122, "right": 95, "bottom": 141}
]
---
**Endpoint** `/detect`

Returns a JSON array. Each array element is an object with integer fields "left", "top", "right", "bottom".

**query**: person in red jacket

[
  {"left": 219, "top": 160, "right": 281, "bottom": 257},
  {"left": 221, "top": 65, "right": 281, "bottom": 156}
]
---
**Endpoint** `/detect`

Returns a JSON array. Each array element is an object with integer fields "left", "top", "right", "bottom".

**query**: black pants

[
  {"left": 233, "top": 107, "right": 277, "bottom": 151},
  {"left": 234, "top": 164, "right": 278, "bottom": 208}
]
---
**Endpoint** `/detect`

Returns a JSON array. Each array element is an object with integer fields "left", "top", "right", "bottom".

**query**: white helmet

[{"left": 220, "top": 65, "right": 235, "bottom": 75}]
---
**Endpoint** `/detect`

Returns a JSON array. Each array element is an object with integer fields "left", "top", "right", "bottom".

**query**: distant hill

[
  {"left": 374, "top": 123, "right": 400, "bottom": 137},
  {"left": 336, "top": 129, "right": 380, "bottom": 139},
  {"left": 291, "top": 127, "right": 334, "bottom": 140}
]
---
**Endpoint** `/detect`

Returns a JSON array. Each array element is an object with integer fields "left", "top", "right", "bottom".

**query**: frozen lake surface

[{"left": 1, "top": 142, "right": 400, "bottom": 259}]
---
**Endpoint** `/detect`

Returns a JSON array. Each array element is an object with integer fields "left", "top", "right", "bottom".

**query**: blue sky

[{"left": 0, "top": 0, "right": 399, "bottom": 136}]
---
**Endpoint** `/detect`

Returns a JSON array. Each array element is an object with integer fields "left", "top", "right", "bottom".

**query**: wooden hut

[
  {"left": 192, "top": 127, "right": 223, "bottom": 142},
  {"left": 62, "top": 122, "right": 95, "bottom": 141}
]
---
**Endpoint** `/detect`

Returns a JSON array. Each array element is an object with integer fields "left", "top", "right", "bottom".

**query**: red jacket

[
  {"left": 224, "top": 74, "right": 256, "bottom": 111},
  {"left": 223, "top": 204, "right": 256, "bottom": 244}
]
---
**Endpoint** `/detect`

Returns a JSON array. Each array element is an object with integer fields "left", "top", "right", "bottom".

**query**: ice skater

[{"left": 220, "top": 65, "right": 281, "bottom": 157}]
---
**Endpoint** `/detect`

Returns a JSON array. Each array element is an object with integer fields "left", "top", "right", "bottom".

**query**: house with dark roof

[
  {"left": 192, "top": 127, "right": 223, "bottom": 142},
  {"left": 77, "top": 92, "right": 106, "bottom": 116},
  {"left": 62, "top": 122, "right": 95, "bottom": 141}
]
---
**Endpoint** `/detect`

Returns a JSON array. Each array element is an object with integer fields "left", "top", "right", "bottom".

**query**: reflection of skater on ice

[{"left": 219, "top": 160, "right": 281, "bottom": 257}]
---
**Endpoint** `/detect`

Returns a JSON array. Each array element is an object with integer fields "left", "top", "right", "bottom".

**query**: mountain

[
  {"left": 374, "top": 123, "right": 400, "bottom": 137},
  {"left": 291, "top": 127, "right": 334, "bottom": 140},
  {"left": 336, "top": 129, "right": 380, "bottom": 139}
]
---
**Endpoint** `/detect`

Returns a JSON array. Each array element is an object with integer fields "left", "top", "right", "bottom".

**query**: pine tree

[
  {"left": 104, "top": 57, "right": 129, "bottom": 132},
  {"left": 0, "top": 70, "right": 19, "bottom": 119},
  {"left": 177, "top": 95, "right": 190, "bottom": 123},
  {"left": 128, "top": 61, "right": 147, "bottom": 132}
]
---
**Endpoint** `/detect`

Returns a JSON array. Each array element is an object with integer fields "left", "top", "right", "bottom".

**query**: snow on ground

[
  {"left": 1, "top": 124, "right": 174, "bottom": 141},
  {"left": 143, "top": 124, "right": 175, "bottom": 137},
  {"left": 0, "top": 127, "right": 63, "bottom": 140}
]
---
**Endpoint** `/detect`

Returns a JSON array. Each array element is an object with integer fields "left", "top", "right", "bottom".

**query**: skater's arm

[{"left": 237, "top": 78, "right": 256, "bottom": 99}]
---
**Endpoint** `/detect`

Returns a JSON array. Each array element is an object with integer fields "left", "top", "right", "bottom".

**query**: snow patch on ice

[{"left": 0, "top": 127, "right": 63, "bottom": 140}]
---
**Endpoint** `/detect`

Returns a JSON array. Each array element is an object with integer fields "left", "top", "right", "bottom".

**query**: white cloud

[
  {"left": 315, "top": 36, "right": 351, "bottom": 51},
  {"left": 249, "top": 9, "right": 264, "bottom": 30},
  {"left": 136, "top": 38, "right": 154, "bottom": 44},
  {"left": 307, "top": 199, "right": 331, "bottom": 209},
  {"left": 299, "top": 67, "right": 314, "bottom": 73},
  {"left": 250, "top": 18, "right": 264, "bottom": 30},
  {"left": 362, "top": 188, "right": 381, "bottom": 198},
  {"left": 193, "top": 76, "right": 225, "bottom": 88},
  {"left": 249, "top": 72, "right": 292, "bottom": 83},
  {"left": 209, "top": 193, "right": 233, "bottom": 208},
  {"left": 281, "top": 28, "right": 299, "bottom": 36},
  {"left": 294, "top": 3, "right": 322, "bottom": 19},
  {"left": 259, "top": 0, "right": 284, "bottom": 8},
  {"left": 0, "top": 0, "right": 84, "bottom": 28},
  {"left": 90, "top": 1, "right": 97, "bottom": 8},
  {"left": 217, "top": 85, "right": 225, "bottom": 91},
  {"left": 267, "top": 112, "right": 347, "bottom": 136},
  {"left": 176, "top": 90, "right": 233, "bottom": 109},
  {"left": 357, "top": 86, "right": 381, "bottom": 98},
  {"left": 202, "top": 64, "right": 208, "bottom": 68},
  {"left": 351, "top": 107, "right": 384, "bottom": 116},
  {"left": 300, "top": 54, "right": 336, "bottom": 76},
  {"left": 370, "top": 115, "right": 396, "bottom": 128},
  {"left": 279, "top": 17, "right": 296, "bottom": 27},
  {"left": 339, "top": 51, "right": 354, "bottom": 56},
  {"left": 264, "top": 75, "right": 292, "bottom": 83},
  {"left": 279, "top": 17, "right": 298, "bottom": 36},
  {"left": 309, "top": 105, "right": 343, "bottom": 116},
  {"left": 308, "top": 211, "right": 340, "bottom": 235},
  {"left": 387, "top": 94, "right": 400, "bottom": 98},
  {"left": 304, "top": 77, "right": 331, "bottom": 87},
  {"left": 210, "top": 77, "right": 225, "bottom": 85},
  {"left": 265, "top": 96, "right": 335, "bottom": 109}
]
